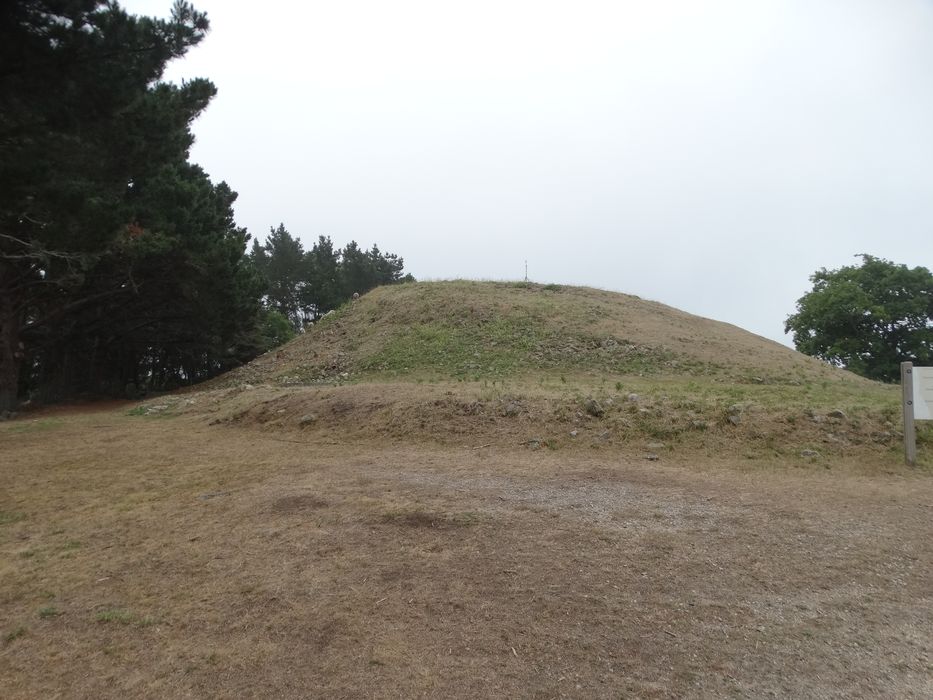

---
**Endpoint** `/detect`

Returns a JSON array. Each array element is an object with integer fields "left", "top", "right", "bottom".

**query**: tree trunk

[{"left": 0, "top": 288, "right": 22, "bottom": 412}]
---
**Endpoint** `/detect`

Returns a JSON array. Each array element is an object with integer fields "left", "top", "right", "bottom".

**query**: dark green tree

[
  {"left": 0, "top": 1, "right": 261, "bottom": 407},
  {"left": 249, "top": 224, "right": 311, "bottom": 331},
  {"left": 304, "top": 235, "right": 342, "bottom": 317},
  {"left": 339, "top": 241, "right": 374, "bottom": 299},
  {"left": 249, "top": 232, "right": 411, "bottom": 327},
  {"left": 368, "top": 244, "right": 406, "bottom": 286},
  {"left": 785, "top": 255, "right": 933, "bottom": 381},
  {"left": 25, "top": 162, "right": 265, "bottom": 398}
]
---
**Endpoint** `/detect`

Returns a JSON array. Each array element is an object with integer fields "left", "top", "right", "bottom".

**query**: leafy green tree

[
  {"left": 257, "top": 309, "right": 296, "bottom": 352},
  {"left": 785, "top": 255, "right": 933, "bottom": 381}
]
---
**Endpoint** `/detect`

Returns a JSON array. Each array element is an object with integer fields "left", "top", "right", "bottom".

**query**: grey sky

[{"left": 124, "top": 0, "right": 933, "bottom": 345}]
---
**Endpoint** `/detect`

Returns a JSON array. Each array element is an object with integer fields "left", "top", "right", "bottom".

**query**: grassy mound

[
  {"left": 160, "top": 281, "right": 931, "bottom": 469},
  {"left": 220, "top": 280, "right": 865, "bottom": 388}
]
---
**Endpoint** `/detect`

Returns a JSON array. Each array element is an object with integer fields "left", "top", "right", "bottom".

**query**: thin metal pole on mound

[{"left": 902, "top": 361, "right": 917, "bottom": 466}]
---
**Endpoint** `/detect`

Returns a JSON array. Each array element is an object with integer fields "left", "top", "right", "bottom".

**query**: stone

[
  {"left": 298, "top": 414, "right": 316, "bottom": 426},
  {"left": 627, "top": 393, "right": 640, "bottom": 403},
  {"left": 691, "top": 420, "right": 709, "bottom": 430},
  {"left": 728, "top": 414, "right": 741, "bottom": 426},
  {"left": 644, "top": 453, "right": 660, "bottom": 461},
  {"left": 583, "top": 398, "right": 604, "bottom": 417},
  {"left": 827, "top": 409, "right": 847, "bottom": 420},
  {"left": 569, "top": 430, "right": 578, "bottom": 438},
  {"left": 503, "top": 401, "right": 522, "bottom": 417},
  {"left": 800, "top": 449, "right": 820, "bottom": 458}
]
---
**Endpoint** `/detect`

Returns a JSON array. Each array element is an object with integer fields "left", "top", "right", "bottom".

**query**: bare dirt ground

[{"left": 2, "top": 408, "right": 931, "bottom": 699}]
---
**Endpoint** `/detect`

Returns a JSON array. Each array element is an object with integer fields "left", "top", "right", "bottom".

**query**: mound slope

[{"left": 222, "top": 280, "right": 861, "bottom": 388}]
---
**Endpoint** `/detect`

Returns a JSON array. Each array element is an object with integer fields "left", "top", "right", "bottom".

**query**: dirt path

[{"left": 1, "top": 412, "right": 931, "bottom": 698}]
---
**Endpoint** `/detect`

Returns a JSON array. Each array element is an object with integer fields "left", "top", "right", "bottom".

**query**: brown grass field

[
  {"left": 2, "top": 282, "right": 932, "bottom": 698},
  {"left": 1, "top": 400, "right": 931, "bottom": 699}
]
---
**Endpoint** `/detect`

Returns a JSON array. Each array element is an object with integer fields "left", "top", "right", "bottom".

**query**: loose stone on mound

[
  {"left": 584, "top": 398, "right": 605, "bottom": 417},
  {"left": 503, "top": 401, "right": 522, "bottom": 417}
]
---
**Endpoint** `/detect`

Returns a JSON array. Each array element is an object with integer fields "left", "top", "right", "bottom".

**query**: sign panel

[{"left": 913, "top": 366, "right": 933, "bottom": 421}]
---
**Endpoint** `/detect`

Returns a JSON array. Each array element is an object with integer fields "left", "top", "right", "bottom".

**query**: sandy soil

[{"left": 1, "top": 409, "right": 931, "bottom": 698}]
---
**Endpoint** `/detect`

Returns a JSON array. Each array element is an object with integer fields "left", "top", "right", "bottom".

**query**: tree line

[
  {"left": 0, "top": 1, "right": 409, "bottom": 410},
  {"left": 250, "top": 225, "right": 412, "bottom": 343}
]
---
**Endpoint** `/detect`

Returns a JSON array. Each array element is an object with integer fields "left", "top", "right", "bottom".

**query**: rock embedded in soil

[{"left": 584, "top": 398, "right": 605, "bottom": 417}]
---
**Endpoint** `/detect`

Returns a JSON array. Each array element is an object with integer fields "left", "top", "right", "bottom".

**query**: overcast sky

[{"left": 124, "top": 0, "right": 933, "bottom": 345}]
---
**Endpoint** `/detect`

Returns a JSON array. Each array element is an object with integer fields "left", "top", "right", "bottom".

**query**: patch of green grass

[
  {"left": 0, "top": 510, "right": 26, "bottom": 526},
  {"left": 95, "top": 608, "right": 158, "bottom": 627},
  {"left": 38, "top": 606, "right": 60, "bottom": 619},
  {"left": 2, "top": 418, "right": 63, "bottom": 434},
  {"left": 4, "top": 627, "right": 26, "bottom": 644},
  {"left": 96, "top": 609, "right": 135, "bottom": 624},
  {"left": 126, "top": 404, "right": 177, "bottom": 419},
  {"left": 356, "top": 315, "right": 693, "bottom": 382}
]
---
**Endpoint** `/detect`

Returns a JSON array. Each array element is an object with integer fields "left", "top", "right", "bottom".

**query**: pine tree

[{"left": 0, "top": 1, "right": 258, "bottom": 406}]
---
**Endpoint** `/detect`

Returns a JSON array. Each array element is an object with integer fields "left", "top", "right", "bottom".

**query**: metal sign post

[
  {"left": 903, "top": 362, "right": 917, "bottom": 466},
  {"left": 902, "top": 361, "right": 933, "bottom": 466}
]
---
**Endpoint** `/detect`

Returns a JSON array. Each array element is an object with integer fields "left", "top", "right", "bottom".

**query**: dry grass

[{"left": 2, "top": 407, "right": 932, "bottom": 698}]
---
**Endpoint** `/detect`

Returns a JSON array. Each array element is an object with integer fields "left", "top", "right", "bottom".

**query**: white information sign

[{"left": 913, "top": 366, "right": 933, "bottom": 421}]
